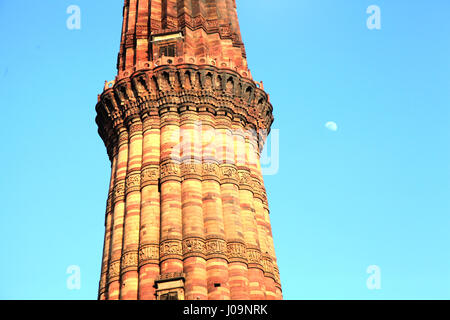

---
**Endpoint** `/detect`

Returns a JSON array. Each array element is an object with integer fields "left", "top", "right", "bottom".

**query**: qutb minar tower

[{"left": 95, "top": 0, "right": 282, "bottom": 300}]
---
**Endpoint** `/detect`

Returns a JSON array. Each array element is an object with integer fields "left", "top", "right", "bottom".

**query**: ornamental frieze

[
  {"left": 262, "top": 255, "right": 274, "bottom": 276},
  {"left": 113, "top": 181, "right": 126, "bottom": 202},
  {"left": 108, "top": 260, "right": 121, "bottom": 281},
  {"left": 121, "top": 251, "right": 138, "bottom": 272},
  {"left": 182, "top": 238, "right": 206, "bottom": 258},
  {"left": 238, "top": 170, "right": 252, "bottom": 190},
  {"left": 220, "top": 165, "right": 239, "bottom": 184},
  {"left": 159, "top": 240, "right": 183, "bottom": 260},
  {"left": 226, "top": 242, "right": 247, "bottom": 263},
  {"left": 252, "top": 178, "right": 266, "bottom": 202},
  {"left": 180, "top": 162, "right": 202, "bottom": 179},
  {"left": 141, "top": 166, "right": 160, "bottom": 186},
  {"left": 160, "top": 162, "right": 181, "bottom": 182},
  {"left": 125, "top": 172, "right": 141, "bottom": 193},
  {"left": 247, "top": 248, "right": 263, "bottom": 265},
  {"left": 138, "top": 244, "right": 159, "bottom": 265},
  {"left": 97, "top": 63, "right": 275, "bottom": 187},
  {"left": 202, "top": 163, "right": 220, "bottom": 179},
  {"left": 175, "top": 14, "right": 240, "bottom": 47},
  {"left": 205, "top": 238, "right": 227, "bottom": 260},
  {"left": 274, "top": 266, "right": 281, "bottom": 285}
]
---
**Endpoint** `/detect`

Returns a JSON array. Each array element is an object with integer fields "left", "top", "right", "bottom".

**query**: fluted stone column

[
  {"left": 250, "top": 133, "right": 278, "bottom": 300},
  {"left": 98, "top": 145, "right": 118, "bottom": 300},
  {"left": 120, "top": 119, "right": 143, "bottom": 300},
  {"left": 180, "top": 108, "right": 208, "bottom": 300},
  {"left": 159, "top": 109, "right": 184, "bottom": 276},
  {"left": 236, "top": 123, "right": 265, "bottom": 300},
  {"left": 257, "top": 153, "right": 283, "bottom": 300},
  {"left": 107, "top": 128, "right": 129, "bottom": 300},
  {"left": 200, "top": 110, "right": 230, "bottom": 300},
  {"left": 138, "top": 113, "right": 161, "bottom": 300},
  {"left": 216, "top": 113, "right": 249, "bottom": 300}
]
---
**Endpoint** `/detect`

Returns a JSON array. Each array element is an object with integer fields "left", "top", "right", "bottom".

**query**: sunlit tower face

[{"left": 95, "top": 0, "right": 281, "bottom": 300}]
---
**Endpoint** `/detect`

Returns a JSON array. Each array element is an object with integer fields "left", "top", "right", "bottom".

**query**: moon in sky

[{"left": 325, "top": 121, "right": 338, "bottom": 132}]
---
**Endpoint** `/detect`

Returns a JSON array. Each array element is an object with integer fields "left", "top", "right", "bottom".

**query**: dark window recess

[
  {"left": 159, "top": 44, "right": 176, "bottom": 57},
  {"left": 160, "top": 294, "right": 168, "bottom": 301},
  {"left": 160, "top": 292, "right": 179, "bottom": 300},
  {"left": 214, "top": 283, "right": 221, "bottom": 288}
]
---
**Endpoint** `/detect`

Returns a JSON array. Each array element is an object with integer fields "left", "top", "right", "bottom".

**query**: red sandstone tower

[{"left": 95, "top": 0, "right": 281, "bottom": 300}]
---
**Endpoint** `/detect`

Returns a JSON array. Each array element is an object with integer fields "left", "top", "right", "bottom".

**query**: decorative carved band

[
  {"left": 226, "top": 241, "right": 247, "bottom": 263},
  {"left": 238, "top": 169, "right": 253, "bottom": 191},
  {"left": 107, "top": 260, "right": 121, "bottom": 283},
  {"left": 262, "top": 254, "right": 275, "bottom": 277},
  {"left": 96, "top": 65, "right": 274, "bottom": 161},
  {"left": 125, "top": 171, "right": 141, "bottom": 193},
  {"left": 121, "top": 251, "right": 138, "bottom": 273},
  {"left": 220, "top": 164, "right": 239, "bottom": 185},
  {"left": 246, "top": 247, "right": 263, "bottom": 270},
  {"left": 202, "top": 162, "right": 220, "bottom": 182},
  {"left": 160, "top": 161, "right": 181, "bottom": 183},
  {"left": 273, "top": 265, "right": 281, "bottom": 285},
  {"left": 159, "top": 239, "right": 183, "bottom": 261},
  {"left": 182, "top": 237, "right": 206, "bottom": 259},
  {"left": 176, "top": 13, "right": 242, "bottom": 48},
  {"left": 180, "top": 162, "right": 202, "bottom": 180},
  {"left": 138, "top": 244, "right": 159, "bottom": 266},
  {"left": 205, "top": 238, "right": 227, "bottom": 260},
  {"left": 141, "top": 165, "right": 160, "bottom": 187},
  {"left": 252, "top": 178, "right": 266, "bottom": 202},
  {"left": 113, "top": 180, "right": 126, "bottom": 202}
]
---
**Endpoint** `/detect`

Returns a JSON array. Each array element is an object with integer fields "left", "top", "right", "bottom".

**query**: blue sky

[{"left": 0, "top": 0, "right": 448, "bottom": 300}]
